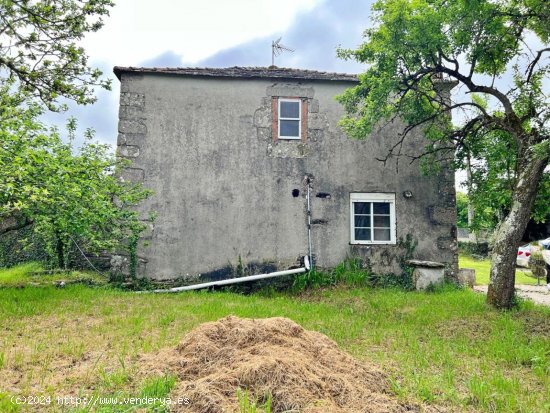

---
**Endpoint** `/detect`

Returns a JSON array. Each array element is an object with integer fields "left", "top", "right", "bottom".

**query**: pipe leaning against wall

[
  {"left": 306, "top": 176, "right": 314, "bottom": 271},
  {"left": 138, "top": 256, "right": 311, "bottom": 293}
]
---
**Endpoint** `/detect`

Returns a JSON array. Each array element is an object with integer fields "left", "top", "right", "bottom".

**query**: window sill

[{"left": 350, "top": 241, "right": 397, "bottom": 245}]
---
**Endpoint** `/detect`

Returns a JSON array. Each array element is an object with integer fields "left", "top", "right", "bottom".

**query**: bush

[
  {"left": 0, "top": 225, "right": 111, "bottom": 272},
  {"left": 530, "top": 251, "right": 547, "bottom": 281},
  {"left": 0, "top": 225, "right": 49, "bottom": 267},
  {"left": 458, "top": 241, "right": 490, "bottom": 257},
  {"left": 292, "top": 257, "right": 371, "bottom": 291}
]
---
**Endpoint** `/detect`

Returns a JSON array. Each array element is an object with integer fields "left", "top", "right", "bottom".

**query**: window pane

[
  {"left": 373, "top": 202, "right": 390, "bottom": 214},
  {"left": 354, "top": 202, "right": 370, "bottom": 214},
  {"left": 374, "top": 228, "right": 391, "bottom": 241},
  {"left": 280, "top": 120, "right": 300, "bottom": 137},
  {"left": 354, "top": 215, "right": 371, "bottom": 228},
  {"left": 355, "top": 228, "right": 371, "bottom": 241},
  {"left": 373, "top": 215, "right": 390, "bottom": 227},
  {"left": 280, "top": 101, "right": 300, "bottom": 118}
]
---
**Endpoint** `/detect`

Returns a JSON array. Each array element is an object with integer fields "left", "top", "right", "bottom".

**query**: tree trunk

[
  {"left": 466, "top": 153, "right": 477, "bottom": 243},
  {"left": 487, "top": 149, "right": 548, "bottom": 309}
]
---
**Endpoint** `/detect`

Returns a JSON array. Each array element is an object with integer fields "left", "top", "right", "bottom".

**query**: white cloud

[{"left": 82, "top": 0, "right": 320, "bottom": 66}]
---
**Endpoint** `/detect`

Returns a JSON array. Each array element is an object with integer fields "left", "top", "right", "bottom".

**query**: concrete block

[
  {"left": 119, "top": 119, "right": 147, "bottom": 134},
  {"left": 429, "top": 206, "right": 456, "bottom": 225},
  {"left": 119, "top": 167, "right": 144, "bottom": 183},
  {"left": 266, "top": 84, "right": 314, "bottom": 99},
  {"left": 118, "top": 133, "right": 146, "bottom": 147},
  {"left": 119, "top": 105, "right": 144, "bottom": 119},
  {"left": 110, "top": 254, "right": 129, "bottom": 274},
  {"left": 458, "top": 268, "right": 475, "bottom": 288},
  {"left": 120, "top": 92, "right": 145, "bottom": 108},
  {"left": 413, "top": 267, "right": 445, "bottom": 290},
  {"left": 267, "top": 141, "right": 309, "bottom": 158},
  {"left": 119, "top": 145, "right": 140, "bottom": 158}
]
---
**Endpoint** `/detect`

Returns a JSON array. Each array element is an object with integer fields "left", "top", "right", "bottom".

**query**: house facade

[{"left": 113, "top": 66, "right": 457, "bottom": 282}]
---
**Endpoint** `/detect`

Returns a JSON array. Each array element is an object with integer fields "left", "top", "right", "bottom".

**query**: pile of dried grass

[{"left": 142, "top": 316, "right": 425, "bottom": 413}]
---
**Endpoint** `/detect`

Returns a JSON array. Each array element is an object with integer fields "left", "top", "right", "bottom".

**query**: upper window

[
  {"left": 278, "top": 99, "right": 301, "bottom": 140},
  {"left": 350, "top": 193, "right": 396, "bottom": 244}
]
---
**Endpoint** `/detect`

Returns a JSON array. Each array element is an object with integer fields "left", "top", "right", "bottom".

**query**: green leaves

[
  {"left": 338, "top": 0, "right": 549, "bottom": 225},
  {"left": 0, "top": 0, "right": 113, "bottom": 110},
  {"left": 0, "top": 103, "right": 151, "bottom": 268}
]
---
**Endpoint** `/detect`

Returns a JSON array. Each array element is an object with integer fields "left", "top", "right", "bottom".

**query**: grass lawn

[
  {"left": 0, "top": 262, "right": 107, "bottom": 287},
  {"left": 459, "top": 254, "right": 541, "bottom": 285},
  {"left": 0, "top": 264, "right": 549, "bottom": 412}
]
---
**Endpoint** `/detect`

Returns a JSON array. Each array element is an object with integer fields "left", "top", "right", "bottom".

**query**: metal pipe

[
  {"left": 306, "top": 177, "right": 314, "bottom": 270},
  {"left": 141, "top": 256, "right": 310, "bottom": 293}
]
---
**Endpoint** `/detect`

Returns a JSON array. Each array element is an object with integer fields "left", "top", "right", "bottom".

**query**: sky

[
  {"left": 45, "top": 0, "right": 545, "bottom": 191},
  {"left": 46, "top": 0, "right": 373, "bottom": 147}
]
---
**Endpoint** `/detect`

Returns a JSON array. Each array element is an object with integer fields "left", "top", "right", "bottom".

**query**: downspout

[
  {"left": 306, "top": 176, "right": 314, "bottom": 270},
  {"left": 139, "top": 256, "right": 310, "bottom": 293}
]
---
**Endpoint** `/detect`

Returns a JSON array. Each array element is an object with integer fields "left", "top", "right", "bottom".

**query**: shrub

[
  {"left": 530, "top": 251, "right": 547, "bottom": 282},
  {"left": 458, "top": 241, "right": 490, "bottom": 257}
]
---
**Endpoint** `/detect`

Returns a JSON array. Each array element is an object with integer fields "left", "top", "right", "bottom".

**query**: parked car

[
  {"left": 517, "top": 244, "right": 532, "bottom": 267},
  {"left": 517, "top": 238, "right": 550, "bottom": 267}
]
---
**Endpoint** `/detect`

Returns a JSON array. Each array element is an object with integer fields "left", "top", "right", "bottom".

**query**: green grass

[
  {"left": 0, "top": 265, "right": 549, "bottom": 412},
  {"left": 0, "top": 262, "right": 108, "bottom": 287},
  {"left": 459, "top": 254, "right": 540, "bottom": 285}
]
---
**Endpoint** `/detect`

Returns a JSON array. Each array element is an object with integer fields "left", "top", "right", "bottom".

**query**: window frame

[
  {"left": 350, "top": 192, "right": 396, "bottom": 245},
  {"left": 278, "top": 98, "right": 302, "bottom": 140}
]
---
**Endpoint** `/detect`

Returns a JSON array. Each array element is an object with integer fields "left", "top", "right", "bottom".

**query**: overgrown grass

[
  {"left": 459, "top": 254, "right": 540, "bottom": 285},
  {"left": 0, "top": 265, "right": 549, "bottom": 412},
  {"left": 237, "top": 388, "right": 272, "bottom": 413},
  {"left": 0, "top": 262, "right": 108, "bottom": 287}
]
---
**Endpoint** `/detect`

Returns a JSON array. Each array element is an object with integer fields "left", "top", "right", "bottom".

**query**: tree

[
  {"left": 338, "top": 0, "right": 549, "bottom": 308},
  {"left": 0, "top": 1, "right": 150, "bottom": 272},
  {"left": 0, "top": 0, "right": 113, "bottom": 110},
  {"left": 456, "top": 192, "right": 469, "bottom": 229},
  {"left": 0, "top": 102, "right": 151, "bottom": 269},
  {"left": 459, "top": 123, "right": 550, "bottom": 234}
]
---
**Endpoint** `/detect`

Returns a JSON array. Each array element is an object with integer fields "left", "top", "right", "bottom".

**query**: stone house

[{"left": 113, "top": 66, "right": 457, "bottom": 283}]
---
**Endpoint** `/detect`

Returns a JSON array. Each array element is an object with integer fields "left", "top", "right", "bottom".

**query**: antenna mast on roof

[{"left": 271, "top": 37, "right": 294, "bottom": 67}]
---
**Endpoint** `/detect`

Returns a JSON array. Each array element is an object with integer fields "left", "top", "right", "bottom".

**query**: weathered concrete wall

[{"left": 117, "top": 72, "right": 457, "bottom": 281}]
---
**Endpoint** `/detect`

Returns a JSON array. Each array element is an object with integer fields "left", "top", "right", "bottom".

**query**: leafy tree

[
  {"left": 338, "top": 0, "right": 549, "bottom": 308},
  {"left": 0, "top": 0, "right": 113, "bottom": 110},
  {"left": 456, "top": 192, "right": 469, "bottom": 228},
  {"left": 0, "top": 102, "right": 151, "bottom": 269},
  {"left": 0, "top": 0, "right": 149, "bottom": 271},
  {"left": 461, "top": 124, "right": 550, "bottom": 232}
]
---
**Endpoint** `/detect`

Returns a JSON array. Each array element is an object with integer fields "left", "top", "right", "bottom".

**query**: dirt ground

[{"left": 474, "top": 285, "right": 550, "bottom": 306}]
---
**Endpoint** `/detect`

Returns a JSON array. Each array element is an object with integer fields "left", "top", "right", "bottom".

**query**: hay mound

[{"left": 148, "top": 316, "right": 421, "bottom": 413}]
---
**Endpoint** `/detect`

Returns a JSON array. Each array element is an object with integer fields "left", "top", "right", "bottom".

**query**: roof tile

[{"left": 113, "top": 66, "right": 358, "bottom": 82}]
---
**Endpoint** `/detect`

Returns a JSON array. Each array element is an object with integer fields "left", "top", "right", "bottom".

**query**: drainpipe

[
  {"left": 139, "top": 256, "right": 310, "bottom": 293},
  {"left": 306, "top": 176, "right": 314, "bottom": 270}
]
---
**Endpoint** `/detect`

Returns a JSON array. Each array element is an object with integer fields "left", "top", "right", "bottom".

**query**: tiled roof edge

[{"left": 113, "top": 66, "right": 359, "bottom": 82}]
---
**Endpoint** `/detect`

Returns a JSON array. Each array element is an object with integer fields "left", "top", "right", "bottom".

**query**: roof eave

[{"left": 113, "top": 66, "right": 358, "bottom": 83}]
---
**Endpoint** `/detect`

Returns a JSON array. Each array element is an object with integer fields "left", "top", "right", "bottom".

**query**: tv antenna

[{"left": 271, "top": 37, "right": 294, "bottom": 66}]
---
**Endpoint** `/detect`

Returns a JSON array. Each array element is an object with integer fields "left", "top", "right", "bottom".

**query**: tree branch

[{"left": 526, "top": 47, "right": 550, "bottom": 84}]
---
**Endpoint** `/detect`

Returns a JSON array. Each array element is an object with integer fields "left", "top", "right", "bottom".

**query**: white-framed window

[
  {"left": 278, "top": 98, "right": 301, "bottom": 140},
  {"left": 350, "top": 193, "right": 396, "bottom": 244}
]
